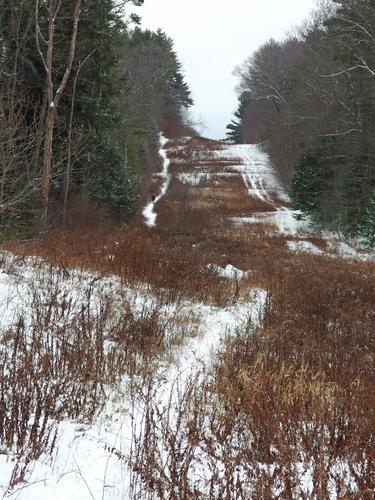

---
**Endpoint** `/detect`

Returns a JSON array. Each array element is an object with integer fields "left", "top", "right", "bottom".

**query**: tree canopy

[
  {"left": 227, "top": 0, "right": 375, "bottom": 245},
  {"left": 0, "top": 0, "right": 193, "bottom": 234}
]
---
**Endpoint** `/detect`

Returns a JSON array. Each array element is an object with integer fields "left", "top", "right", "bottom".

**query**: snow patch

[
  {"left": 328, "top": 240, "right": 375, "bottom": 261},
  {"left": 214, "top": 144, "right": 288, "bottom": 204},
  {"left": 177, "top": 172, "right": 209, "bottom": 185},
  {"left": 232, "top": 209, "right": 316, "bottom": 236},
  {"left": 287, "top": 240, "right": 324, "bottom": 256},
  {"left": 143, "top": 134, "right": 170, "bottom": 228},
  {"left": 0, "top": 252, "right": 268, "bottom": 498},
  {"left": 177, "top": 172, "right": 239, "bottom": 186},
  {"left": 208, "top": 263, "right": 250, "bottom": 280}
]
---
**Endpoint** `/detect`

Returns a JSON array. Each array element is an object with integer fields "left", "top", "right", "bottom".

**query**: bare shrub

[
  {"left": 0, "top": 257, "right": 176, "bottom": 487},
  {"left": 212, "top": 259, "right": 375, "bottom": 497}
]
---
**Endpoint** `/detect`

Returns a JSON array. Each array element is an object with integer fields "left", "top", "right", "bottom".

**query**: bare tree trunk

[
  {"left": 38, "top": 0, "right": 55, "bottom": 230},
  {"left": 36, "top": 0, "right": 82, "bottom": 231},
  {"left": 63, "top": 50, "right": 95, "bottom": 226},
  {"left": 41, "top": 107, "right": 55, "bottom": 227}
]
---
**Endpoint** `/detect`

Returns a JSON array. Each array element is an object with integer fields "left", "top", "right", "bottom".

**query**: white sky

[{"left": 130, "top": 0, "right": 317, "bottom": 139}]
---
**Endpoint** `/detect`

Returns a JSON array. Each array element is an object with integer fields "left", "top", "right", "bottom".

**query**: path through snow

[
  {"left": 0, "top": 253, "right": 267, "bottom": 499},
  {"left": 1, "top": 137, "right": 373, "bottom": 498},
  {"left": 143, "top": 134, "right": 170, "bottom": 228}
]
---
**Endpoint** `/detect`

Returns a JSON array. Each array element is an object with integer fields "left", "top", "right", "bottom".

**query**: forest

[
  {"left": 0, "top": 0, "right": 193, "bottom": 236},
  {"left": 227, "top": 0, "right": 375, "bottom": 246}
]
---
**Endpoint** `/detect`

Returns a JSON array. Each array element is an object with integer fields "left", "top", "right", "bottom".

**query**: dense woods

[
  {"left": 0, "top": 0, "right": 193, "bottom": 235},
  {"left": 227, "top": 0, "right": 375, "bottom": 245}
]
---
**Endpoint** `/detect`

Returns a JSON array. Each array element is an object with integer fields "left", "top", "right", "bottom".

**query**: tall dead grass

[
  {"left": 124, "top": 256, "right": 375, "bottom": 498},
  {"left": 212, "top": 257, "right": 375, "bottom": 497},
  {"left": 0, "top": 254, "right": 180, "bottom": 489},
  {"left": 1, "top": 136, "right": 374, "bottom": 497}
]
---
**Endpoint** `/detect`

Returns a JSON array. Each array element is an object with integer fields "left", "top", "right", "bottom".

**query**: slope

[{"left": 0, "top": 136, "right": 374, "bottom": 498}]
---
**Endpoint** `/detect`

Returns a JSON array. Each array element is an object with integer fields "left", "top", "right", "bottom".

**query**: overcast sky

[{"left": 130, "top": 0, "right": 317, "bottom": 139}]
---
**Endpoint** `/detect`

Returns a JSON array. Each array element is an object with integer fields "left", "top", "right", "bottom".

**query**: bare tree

[
  {"left": 35, "top": 0, "right": 82, "bottom": 229},
  {"left": 0, "top": 93, "right": 39, "bottom": 228}
]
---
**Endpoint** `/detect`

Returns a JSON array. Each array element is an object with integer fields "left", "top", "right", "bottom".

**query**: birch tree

[{"left": 35, "top": 0, "right": 82, "bottom": 229}]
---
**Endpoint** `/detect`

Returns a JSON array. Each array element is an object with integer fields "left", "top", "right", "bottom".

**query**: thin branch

[{"left": 35, "top": 0, "right": 48, "bottom": 73}]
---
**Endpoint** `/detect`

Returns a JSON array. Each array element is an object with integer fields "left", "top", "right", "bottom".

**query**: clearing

[{"left": 0, "top": 136, "right": 374, "bottom": 499}]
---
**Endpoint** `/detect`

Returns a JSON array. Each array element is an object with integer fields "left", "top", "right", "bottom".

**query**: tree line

[
  {"left": 0, "top": 0, "right": 193, "bottom": 235},
  {"left": 227, "top": 0, "right": 375, "bottom": 246}
]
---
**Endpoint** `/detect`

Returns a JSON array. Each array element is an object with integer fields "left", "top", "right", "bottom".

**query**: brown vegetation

[{"left": 1, "top": 136, "right": 374, "bottom": 496}]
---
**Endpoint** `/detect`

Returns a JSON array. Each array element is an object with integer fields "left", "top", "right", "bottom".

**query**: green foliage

[
  {"left": 233, "top": 0, "right": 375, "bottom": 245},
  {"left": 0, "top": 0, "right": 193, "bottom": 232},
  {"left": 225, "top": 91, "right": 250, "bottom": 143},
  {"left": 225, "top": 120, "right": 241, "bottom": 143},
  {"left": 358, "top": 193, "right": 375, "bottom": 247},
  {"left": 290, "top": 138, "right": 343, "bottom": 227},
  {"left": 291, "top": 146, "right": 325, "bottom": 219},
  {"left": 291, "top": 139, "right": 374, "bottom": 239},
  {"left": 117, "top": 28, "right": 193, "bottom": 176},
  {"left": 339, "top": 160, "right": 369, "bottom": 235},
  {"left": 85, "top": 136, "right": 138, "bottom": 219}
]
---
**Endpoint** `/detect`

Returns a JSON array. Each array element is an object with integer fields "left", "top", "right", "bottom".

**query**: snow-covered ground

[
  {"left": 214, "top": 143, "right": 375, "bottom": 261},
  {"left": 0, "top": 252, "right": 267, "bottom": 498},
  {"left": 143, "top": 134, "right": 171, "bottom": 228},
  {"left": 213, "top": 144, "right": 290, "bottom": 203},
  {"left": 231, "top": 208, "right": 316, "bottom": 236},
  {"left": 1, "top": 137, "right": 373, "bottom": 498},
  {"left": 207, "top": 263, "right": 251, "bottom": 280}
]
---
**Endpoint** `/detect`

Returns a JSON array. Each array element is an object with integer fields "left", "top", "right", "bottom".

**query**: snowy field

[
  {"left": 0, "top": 250, "right": 267, "bottom": 498},
  {"left": 0, "top": 136, "right": 373, "bottom": 498}
]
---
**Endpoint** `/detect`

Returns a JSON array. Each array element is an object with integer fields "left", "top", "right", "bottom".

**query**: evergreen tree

[
  {"left": 225, "top": 91, "right": 250, "bottom": 143},
  {"left": 0, "top": 0, "right": 148, "bottom": 228},
  {"left": 117, "top": 28, "right": 193, "bottom": 177},
  {"left": 232, "top": 0, "right": 375, "bottom": 244}
]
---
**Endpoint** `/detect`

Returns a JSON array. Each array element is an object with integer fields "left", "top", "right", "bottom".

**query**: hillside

[
  {"left": 0, "top": 137, "right": 374, "bottom": 498},
  {"left": 228, "top": 1, "right": 375, "bottom": 243}
]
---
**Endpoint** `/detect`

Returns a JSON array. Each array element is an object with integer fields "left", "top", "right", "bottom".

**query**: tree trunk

[
  {"left": 36, "top": 0, "right": 81, "bottom": 231},
  {"left": 41, "top": 106, "right": 55, "bottom": 229}
]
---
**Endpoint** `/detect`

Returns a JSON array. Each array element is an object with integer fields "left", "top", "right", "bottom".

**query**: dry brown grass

[
  {"left": 2, "top": 135, "right": 375, "bottom": 496},
  {"left": 127, "top": 253, "right": 375, "bottom": 497},
  {"left": 210, "top": 255, "right": 375, "bottom": 497},
  {"left": 120, "top": 137, "right": 375, "bottom": 497},
  {"left": 0, "top": 247, "right": 195, "bottom": 488}
]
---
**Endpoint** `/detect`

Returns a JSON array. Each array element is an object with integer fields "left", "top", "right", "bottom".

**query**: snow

[
  {"left": 177, "top": 172, "right": 238, "bottom": 186},
  {"left": 287, "top": 240, "right": 324, "bottom": 256},
  {"left": 232, "top": 209, "right": 315, "bottom": 236},
  {"left": 211, "top": 143, "right": 374, "bottom": 263},
  {"left": 326, "top": 240, "right": 375, "bottom": 261},
  {"left": 177, "top": 172, "right": 209, "bottom": 185},
  {"left": 286, "top": 237, "right": 375, "bottom": 261},
  {"left": 143, "top": 134, "right": 171, "bottom": 228},
  {"left": 142, "top": 200, "right": 157, "bottom": 227},
  {"left": 211, "top": 144, "right": 318, "bottom": 236},
  {"left": 207, "top": 263, "right": 250, "bottom": 280},
  {"left": 214, "top": 144, "right": 289, "bottom": 203},
  {"left": 0, "top": 253, "right": 268, "bottom": 499},
  {"left": 1, "top": 137, "right": 373, "bottom": 497},
  {"left": 334, "top": 241, "right": 375, "bottom": 261}
]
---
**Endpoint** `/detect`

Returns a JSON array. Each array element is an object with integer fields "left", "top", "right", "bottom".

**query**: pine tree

[
  {"left": 225, "top": 91, "right": 250, "bottom": 143},
  {"left": 360, "top": 193, "right": 375, "bottom": 247}
]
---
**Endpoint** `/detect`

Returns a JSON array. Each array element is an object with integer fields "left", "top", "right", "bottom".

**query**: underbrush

[
  {"left": 212, "top": 258, "right": 375, "bottom": 497},
  {"left": 6, "top": 218, "right": 235, "bottom": 307},
  {"left": 124, "top": 258, "right": 375, "bottom": 498},
  {"left": 0, "top": 254, "right": 190, "bottom": 490},
  {"left": 2, "top": 136, "right": 374, "bottom": 497}
]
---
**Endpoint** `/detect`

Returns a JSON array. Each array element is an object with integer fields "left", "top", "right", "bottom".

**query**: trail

[
  {"left": 214, "top": 143, "right": 284, "bottom": 204},
  {"left": 142, "top": 134, "right": 170, "bottom": 228},
  {"left": 0, "top": 253, "right": 267, "bottom": 499},
  {"left": 0, "top": 136, "right": 373, "bottom": 499}
]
